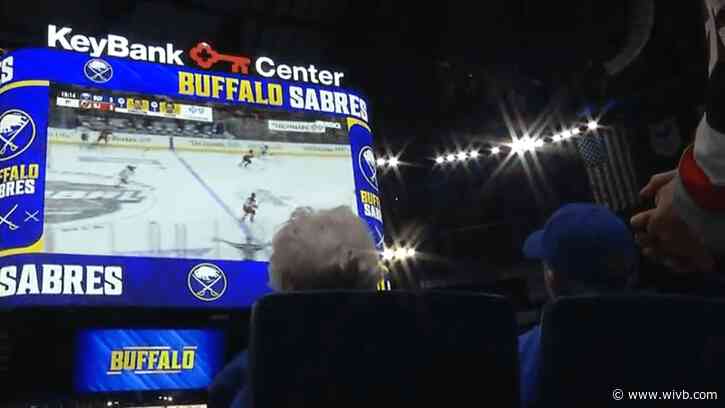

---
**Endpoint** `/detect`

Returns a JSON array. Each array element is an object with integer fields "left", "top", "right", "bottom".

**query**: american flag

[{"left": 575, "top": 128, "right": 639, "bottom": 212}]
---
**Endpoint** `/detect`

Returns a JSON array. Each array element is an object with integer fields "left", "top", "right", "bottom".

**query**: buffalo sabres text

[
  {"left": 0, "top": 164, "right": 39, "bottom": 199},
  {"left": 110, "top": 347, "right": 196, "bottom": 373},
  {"left": 360, "top": 190, "right": 382, "bottom": 222},
  {"left": 0, "top": 264, "right": 123, "bottom": 297}
]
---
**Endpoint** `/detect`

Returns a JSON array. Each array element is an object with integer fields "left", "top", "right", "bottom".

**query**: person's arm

[{"left": 673, "top": 0, "right": 725, "bottom": 252}]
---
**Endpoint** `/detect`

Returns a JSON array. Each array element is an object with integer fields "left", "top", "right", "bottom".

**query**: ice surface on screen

[{"left": 45, "top": 86, "right": 356, "bottom": 262}]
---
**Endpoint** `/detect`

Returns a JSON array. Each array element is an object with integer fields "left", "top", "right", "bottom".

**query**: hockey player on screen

[
  {"left": 261, "top": 144, "right": 270, "bottom": 157},
  {"left": 95, "top": 128, "right": 111, "bottom": 145},
  {"left": 241, "top": 193, "right": 258, "bottom": 222},
  {"left": 239, "top": 149, "right": 254, "bottom": 167},
  {"left": 115, "top": 165, "right": 136, "bottom": 187}
]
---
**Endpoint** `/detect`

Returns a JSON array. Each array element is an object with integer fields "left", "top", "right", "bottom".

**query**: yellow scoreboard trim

[
  {"left": 0, "top": 80, "right": 50, "bottom": 95},
  {"left": 346, "top": 117, "right": 370, "bottom": 132},
  {"left": 0, "top": 80, "right": 50, "bottom": 256},
  {"left": 0, "top": 235, "right": 44, "bottom": 256}
]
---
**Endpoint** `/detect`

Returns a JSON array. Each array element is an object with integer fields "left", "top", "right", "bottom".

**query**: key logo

[{"left": 189, "top": 42, "right": 251, "bottom": 74}]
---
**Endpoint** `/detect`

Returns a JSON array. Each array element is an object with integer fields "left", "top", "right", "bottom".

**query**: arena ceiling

[
  {"left": 0, "top": 0, "right": 709, "bottom": 282},
  {"left": 0, "top": 1, "right": 702, "bottom": 125}
]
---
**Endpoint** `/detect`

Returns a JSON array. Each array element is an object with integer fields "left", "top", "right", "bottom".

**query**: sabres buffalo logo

[
  {"left": 358, "top": 146, "right": 378, "bottom": 190},
  {"left": 0, "top": 110, "right": 36, "bottom": 162},
  {"left": 188, "top": 263, "right": 227, "bottom": 302},
  {"left": 84, "top": 58, "right": 113, "bottom": 83}
]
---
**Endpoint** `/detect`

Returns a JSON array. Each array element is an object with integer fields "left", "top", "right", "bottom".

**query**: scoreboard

[
  {"left": 0, "top": 25, "right": 384, "bottom": 405},
  {"left": 0, "top": 47, "right": 383, "bottom": 311},
  {"left": 56, "top": 89, "right": 214, "bottom": 122}
]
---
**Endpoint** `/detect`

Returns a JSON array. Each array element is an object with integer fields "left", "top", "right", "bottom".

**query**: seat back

[
  {"left": 539, "top": 295, "right": 725, "bottom": 406},
  {"left": 248, "top": 291, "right": 518, "bottom": 407}
]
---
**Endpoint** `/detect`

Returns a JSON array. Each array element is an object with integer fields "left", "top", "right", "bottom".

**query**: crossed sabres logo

[
  {"left": 84, "top": 58, "right": 113, "bottom": 83},
  {"left": 0, "top": 110, "right": 35, "bottom": 161},
  {"left": 187, "top": 263, "right": 227, "bottom": 302},
  {"left": 359, "top": 146, "right": 378, "bottom": 190},
  {"left": 0, "top": 205, "right": 37, "bottom": 231},
  {"left": 0, "top": 110, "right": 39, "bottom": 234}
]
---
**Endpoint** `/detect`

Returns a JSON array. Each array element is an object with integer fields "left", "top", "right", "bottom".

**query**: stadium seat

[
  {"left": 248, "top": 291, "right": 519, "bottom": 407},
  {"left": 539, "top": 295, "right": 725, "bottom": 406}
]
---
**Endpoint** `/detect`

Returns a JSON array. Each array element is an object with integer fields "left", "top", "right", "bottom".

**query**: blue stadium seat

[
  {"left": 539, "top": 295, "right": 725, "bottom": 406},
  {"left": 248, "top": 291, "right": 519, "bottom": 407}
]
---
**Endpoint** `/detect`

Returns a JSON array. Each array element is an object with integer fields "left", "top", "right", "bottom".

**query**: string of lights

[
  {"left": 434, "top": 120, "right": 599, "bottom": 165},
  {"left": 376, "top": 156, "right": 400, "bottom": 168},
  {"left": 380, "top": 246, "right": 416, "bottom": 261},
  {"left": 370, "top": 120, "right": 600, "bottom": 265}
]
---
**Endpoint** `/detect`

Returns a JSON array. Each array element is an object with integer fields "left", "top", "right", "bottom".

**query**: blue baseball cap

[{"left": 523, "top": 203, "right": 637, "bottom": 286}]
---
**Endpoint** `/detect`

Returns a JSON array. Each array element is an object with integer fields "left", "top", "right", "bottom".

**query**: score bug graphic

[{"left": 0, "top": 110, "right": 36, "bottom": 161}]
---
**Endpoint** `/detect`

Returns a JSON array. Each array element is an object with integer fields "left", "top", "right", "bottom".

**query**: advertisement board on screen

[{"left": 74, "top": 329, "right": 225, "bottom": 392}]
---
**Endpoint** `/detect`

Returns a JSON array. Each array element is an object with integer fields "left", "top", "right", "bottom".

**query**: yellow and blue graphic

[
  {"left": 0, "top": 80, "right": 48, "bottom": 250},
  {"left": 348, "top": 122, "right": 384, "bottom": 249},
  {"left": 74, "top": 329, "right": 224, "bottom": 392},
  {"left": 5, "top": 48, "right": 369, "bottom": 122}
]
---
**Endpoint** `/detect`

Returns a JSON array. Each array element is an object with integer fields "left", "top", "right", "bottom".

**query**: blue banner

[
  {"left": 348, "top": 122, "right": 384, "bottom": 249},
  {"left": 6, "top": 48, "right": 369, "bottom": 123},
  {"left": 74, "top": 328, "right": 225, "bottom": 392},
  {"left": 0, "top": 253, "right": 270, "bottom": 308},
  {"left": 0, "top": 83, "right": 48, "bottom": 250}
]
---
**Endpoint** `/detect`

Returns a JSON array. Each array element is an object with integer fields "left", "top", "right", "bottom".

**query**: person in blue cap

[{"left": 518, "top": 203, "right": 638, "bottom": 407}]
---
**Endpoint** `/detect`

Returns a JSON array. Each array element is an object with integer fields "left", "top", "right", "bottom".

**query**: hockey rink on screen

[{"left": 43, "top": 137, "right": 356, "bottom": 261}]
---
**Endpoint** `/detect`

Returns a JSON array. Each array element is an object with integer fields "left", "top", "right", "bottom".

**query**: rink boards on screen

[{"left": 0, "top": 48, "right": 383, "bottom": 309}]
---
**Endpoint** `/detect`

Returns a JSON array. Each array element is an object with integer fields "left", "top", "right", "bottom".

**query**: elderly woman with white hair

[{"left": 209, "top": 206, "right": 381, "bottom": 408}]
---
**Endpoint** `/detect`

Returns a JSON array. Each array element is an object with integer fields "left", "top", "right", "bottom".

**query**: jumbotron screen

[
  {"left": 46, "top": 86, "right": 356, "bottom": 262},
  {"left": 0, "top": 33, "right": 382, "bottom": 309}
]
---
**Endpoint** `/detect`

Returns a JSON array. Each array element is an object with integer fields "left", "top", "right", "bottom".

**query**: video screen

[
  {"left": 74, "top": 328, "right": 225, "bottom": 392},
  {"left": 46, "top": 86, "right": 356, "bottom": 261}
]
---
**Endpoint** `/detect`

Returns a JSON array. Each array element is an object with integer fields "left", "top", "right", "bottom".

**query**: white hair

[{"left": 268, "top": 206, "right": 380, "bottom": 291}]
